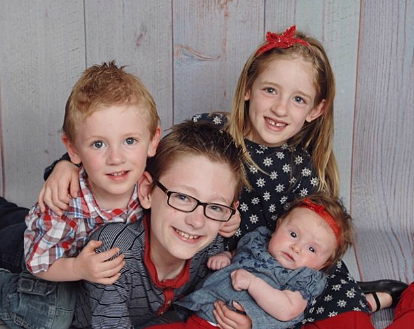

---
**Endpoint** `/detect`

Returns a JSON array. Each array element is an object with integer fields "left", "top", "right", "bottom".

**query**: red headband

[
  {"left": 256, "top": 25, "right": 310, "bottom": 56},
  {"left": 299, "top": 198, "right": 341, "bottom": 245}
]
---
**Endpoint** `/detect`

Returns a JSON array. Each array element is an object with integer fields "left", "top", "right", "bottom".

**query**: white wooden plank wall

[{"left": 0, "top": 1, "right": 412, "bottom": 328}]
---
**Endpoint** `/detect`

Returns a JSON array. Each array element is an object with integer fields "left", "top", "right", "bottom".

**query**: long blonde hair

[{"left": 228, "top": 29, "right": 339, "bottom": 197}]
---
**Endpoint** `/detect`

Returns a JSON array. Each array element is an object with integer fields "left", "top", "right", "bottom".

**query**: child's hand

[
  {"left": 38, "top": 160, "right": 80, "bottom": 215},
  {"left": 231, "top": 269, "right": 255, "bottom": 291},
  {"left": 207, "top": 251, "right": 232, "bottom": 270},
  {"left": 218, "top": 210, "right": 241, "bottom": 238},
  {"left": 213, "top": 300, "right": 251, "bottom": 329},
  {"left": 74, "top": 240, "right": 125, "bottom": 284}
]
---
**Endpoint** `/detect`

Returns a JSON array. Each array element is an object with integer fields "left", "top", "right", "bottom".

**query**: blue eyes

[
  {"left": 92, "top": 141, "right": 105, "bottom": 149},
  {"left": 91, "top": 138, "right": 137, "bottom": 149}
]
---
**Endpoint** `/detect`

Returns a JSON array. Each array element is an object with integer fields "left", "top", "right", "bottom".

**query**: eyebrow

[{"left": 168, "top": 185, "right": 232, "bottom": 206}]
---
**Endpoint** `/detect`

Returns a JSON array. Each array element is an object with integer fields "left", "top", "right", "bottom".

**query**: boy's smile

[
  {"left": 65, "top": 103, "right": 159, "bottom": 209},
  {"left": 139, "top": 154, "right": 238, "bottom": 281}
]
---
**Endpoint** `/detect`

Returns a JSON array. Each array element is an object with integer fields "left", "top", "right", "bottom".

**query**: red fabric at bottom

[
  {"left": 302, "top": 311, "right": 374, "bottom": 329},
  {"left": 148, "top": 314, "right": 217, "bottom": 329}
]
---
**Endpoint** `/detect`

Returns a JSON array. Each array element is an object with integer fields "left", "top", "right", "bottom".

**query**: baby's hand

[
  {"left": 231, "top": 269, "right": 255, "bottom": 291},
  {"left": 207, "top": 251, "right": 232, "bottom": 270},
  {"left": 213, "top": 300, "right": 251, "bottom": 329},
  {"left": 74, "top": 240, "right": 125, "bottom": 284},
  {"left": 38, "top": 160, "right": 80, "bottom": 215},
  {"left": 218, "top": 210, "right": 240, "bottom": 238}
]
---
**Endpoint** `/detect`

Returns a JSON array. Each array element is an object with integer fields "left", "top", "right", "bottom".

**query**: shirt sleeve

[
  {"left": 24, "top": 204, "right": 82, "bottom": 273},
  {"left": 43, "top": 152, "right": 73, "bottom": 180}
]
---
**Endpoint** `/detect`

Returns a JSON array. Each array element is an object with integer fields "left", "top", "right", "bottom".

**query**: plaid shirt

[{"left": 24, "top": 168, "right": 142, "bottom": 274}]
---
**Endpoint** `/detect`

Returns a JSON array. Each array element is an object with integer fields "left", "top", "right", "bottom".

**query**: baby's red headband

[
  {"left": 256, "top": 25, "right": 310, "bottom": 56},
  {"left": 299, "top": 198, "right": 341, "bottom": 245}
]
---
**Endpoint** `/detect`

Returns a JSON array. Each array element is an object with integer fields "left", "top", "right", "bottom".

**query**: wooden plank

[
  {"left": 172, "top": 0, "right": 264, "bottom": 124},
  {"left": 353, "top": 0, "right": 414, "bottom": 327},
  {"left": 0, "top": 0, "right": 86, "bottom": 207},
  {"left": 84, "top": 0, "right": 173, "bottom": 133}
]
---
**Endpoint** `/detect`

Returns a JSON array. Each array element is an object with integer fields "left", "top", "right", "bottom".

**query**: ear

[
  {"left": 244, "top": 89, "right": 251, "bottom": 101},
  {"left": 61, "top": 134, "right": 82, "bottom": 165},
  {"left": 147, "top": 126, "right": 161, "bottom": 157},
  {"left": 138, "top": 171, "right": 154, "bottom": 209},
  {"left": 305, "top": 99, "right": 326, "bottom": 123},
  {"left": 233, "top": 200, "right": 240, "bottom": 210}
]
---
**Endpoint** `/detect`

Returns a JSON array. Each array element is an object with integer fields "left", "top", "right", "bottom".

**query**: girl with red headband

[
  {"left": 147, "top": 193, "right": 353, "bottom": 329},
  {"left": 31, "top": 26, "right": 411, "bottom": 328}
]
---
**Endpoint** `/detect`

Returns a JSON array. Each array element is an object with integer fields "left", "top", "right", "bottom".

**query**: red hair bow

[
  {"left": 299, "top": 198, "right": 341, "bottom": 245},
  {"left": 256, "top": 25, "right": 310, "bottom": 55}
]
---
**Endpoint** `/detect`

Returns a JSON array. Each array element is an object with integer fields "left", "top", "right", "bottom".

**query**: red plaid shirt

[{"left": 24, "top": 168, "right": 142, "bottom": 274}]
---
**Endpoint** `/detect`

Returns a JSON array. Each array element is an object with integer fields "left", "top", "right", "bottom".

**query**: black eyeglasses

[{"left": 154, "top": 179, "right": 236, "bottom": 222}]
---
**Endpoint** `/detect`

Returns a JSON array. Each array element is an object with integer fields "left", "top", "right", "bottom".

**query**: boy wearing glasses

[{"left": 71, "top": 120, "right": 247, "bottom": 328}]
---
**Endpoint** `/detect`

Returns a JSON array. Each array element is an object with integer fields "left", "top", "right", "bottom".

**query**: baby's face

[{"left": 268, "top": 208, "right": 337, "bottom": 270}]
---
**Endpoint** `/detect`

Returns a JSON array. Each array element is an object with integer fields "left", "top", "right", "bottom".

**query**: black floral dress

[{"left": 192, "top": 113, "right": 370, "bottom": 327}]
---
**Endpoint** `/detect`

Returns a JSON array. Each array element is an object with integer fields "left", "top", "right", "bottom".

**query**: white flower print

[
  {"left": 239, "top": 203, "right": 248, "bottom": 212},
  {"left": 281, "top": 144, "right": 289, "bottom": 150},
  {"left": 271, "top": 215, "right": 278, "bottom": 221},
  {"left": 337, "top": 261, "right": 343, "bottom": 268},
  {"left": 308, "top": 307, "right": 314, "bottom": 314},
  {"left": 276, "top": 152, "right": 285, "bottom": 160},
  {"left": 299, "top": 188, "right": 309, "bottom": 197},
  {"left": 263, "top": 191, "right": 271, "bottom": 201},
  {"left": 346, "top": 289, "right": 356, "bottom": 299},
  {"left": 353, "top": 307, "right": 362, "bottom": 312},
  {"left": 249, "top": 165, "right": 258, "bottom": 174},
  {"left": 341, "top": 279, "right": 348, "bottom": 285},
  {"left": 305, "top": 317, "right": 314, "bottom": 323},
  {"left": 244, "top": 186, "right": 252, "bottom": 193},
  {"left": 332, "top": 284, "right": 342, "bottom": 291},
  {"left": 270, "top": 171, "right": 278, "bottom": 180},
  {"left": 337, "top": 300, "right": 347, "bottom": 308},
  {"left": 256, "top": 178, "right": 265, "bottom": 188},
  {"left": 251, "top": 197, "right": 260, "bottom": 205},
  {"left": 324, "top": 295, "right": 333, "bottom": 302},
  {"left": 268, "top": 204, "right": 276, "bottom": 213},
  {"left": 282, "top": 164, "right": 291, "bottom": 173},
  {"left": 294, "top": 155, "right": 303, "bottom": 165},
  {"left": 250, "top": 214, "right": 259, "bottom": 224},
  {"left": 212, "top": 116, "right": 222, "bottom": 125},
  {"left": 289, "top": 177, "right": 297, "bottom": 184},
  {"left": 263, "top": 157, "right": 273, "bottom": 167},
  {"left": 234, "top": 228, "right": 242, "bottom": 237},
  {"left": 328, "top": 311, "right": 338, "bottom": 317},
  {"left": 280, "top": 196, "right": 288, "bottom": 204},
  {"left": 255, "top": 148, "right": 264, "bottom": 154},
  {"left": 275, "top": 184, "right": 285, "bottom": 193},
  {"left": 316, "top": 307, "right": 325, "bottom": 314},
  {"left": 302, "top": 167, "right": 312, "bottom": 176},
  {"left": 192, "top": 114, "right": 202, "bottom": 122},
  {"left": 259, "top": 145, "right": 268, "bottom": 151},
  {"left": 310, "top": 177, "right": 319, "bottom": 187}
]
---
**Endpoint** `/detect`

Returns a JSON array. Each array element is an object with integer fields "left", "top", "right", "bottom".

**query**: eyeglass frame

[{"left": 153, "top": 178, "right": 236, "bottom": 222}]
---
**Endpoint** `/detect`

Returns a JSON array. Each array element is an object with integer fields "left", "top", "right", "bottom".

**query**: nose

[
  {"left": 291, "top": 243, "right": 301, "bottom": 254},
  {"left": 107, "top": 146, "right": 126, "bottom": 165},
  {"left": 271, "top": 98, "right": 288, "bottom": 117},
  {"left": 185, "top": 205, "right": 207, "bottom": 229}
]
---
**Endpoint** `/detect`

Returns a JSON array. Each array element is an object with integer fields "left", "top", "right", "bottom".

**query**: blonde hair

[
  {"left": 277, "top": 193, "right": 354, "bottom": 272},
  {"left": 63, "top": 61, "right": 160, "bottom": 142},
  {"left": 228, "top": 29, "right": 339, "bottom": 197}
]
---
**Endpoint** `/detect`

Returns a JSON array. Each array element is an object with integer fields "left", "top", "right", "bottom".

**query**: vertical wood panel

[
  {"left": 173, "top": 0, "right": 264, "bottom": 124},
  {"left": 353, "top": 0, "right": 414, "bottom": 327},
  {"left": 84, "top": 0, "right": 173, "bottom": 133},
  {"left": 0, "top": 0, "right": 86, "bottom": 207}
]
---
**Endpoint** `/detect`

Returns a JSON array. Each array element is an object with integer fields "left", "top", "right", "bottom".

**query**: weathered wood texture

[
  {"left": 0, "top": 1, "right": 412, "bottom": 327},
  {"left": 352, "top": 1, "right": 414, "bottom": 328}
]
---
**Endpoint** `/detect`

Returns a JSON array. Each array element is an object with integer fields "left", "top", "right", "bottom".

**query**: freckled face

[
  {"left": 245, "top": 57, "right": 324, "bottom": 147},
  {"left": 268, "top": 208, "right": 337, "bottom": 270}
]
